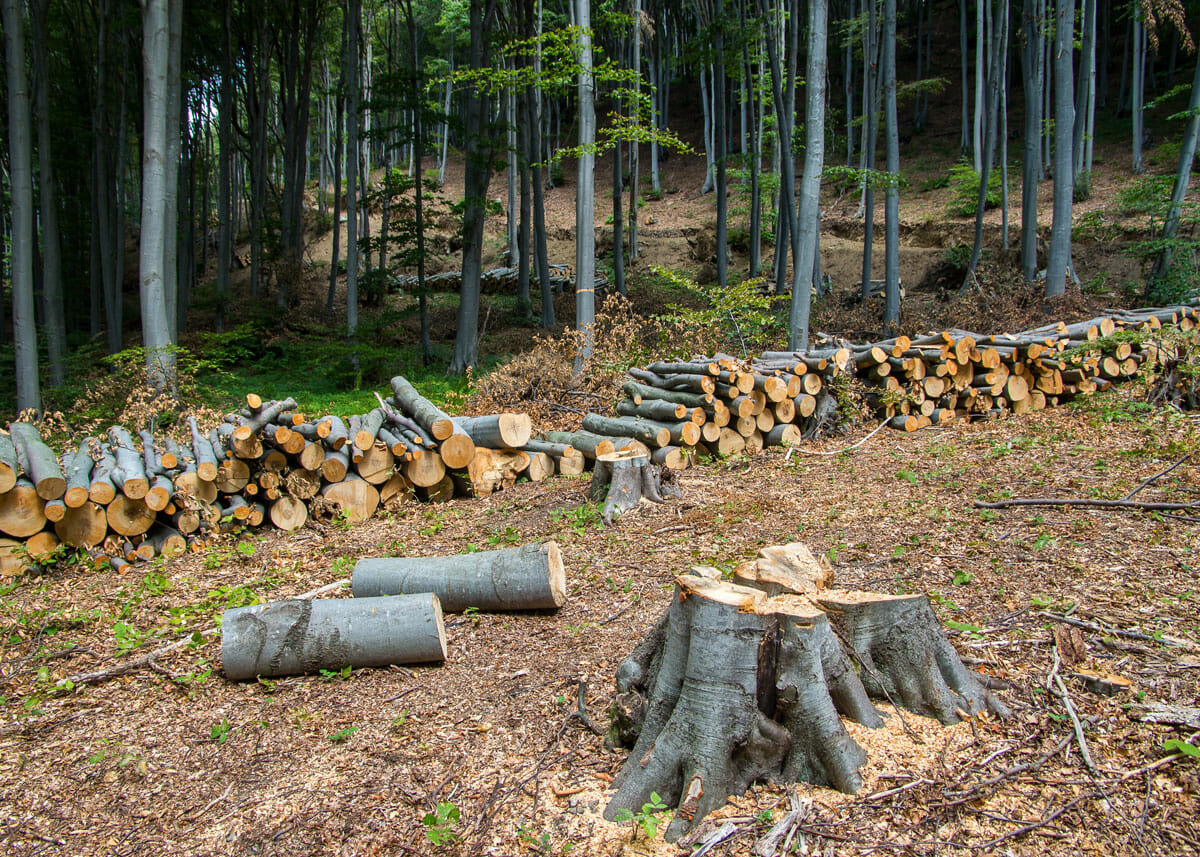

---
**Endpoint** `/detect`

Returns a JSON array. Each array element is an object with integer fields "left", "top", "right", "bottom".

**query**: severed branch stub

[
  {"left": 589, "top": 449, "right": 680, "bottom": 524},
  {"left": 605, "top": 542, "right": 1010, "bottom": 842}
]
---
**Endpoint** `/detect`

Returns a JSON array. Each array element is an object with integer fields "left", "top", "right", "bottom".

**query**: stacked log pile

[
  {"left": 0, "top": 376, "right": 546, "bottom": 573},
  {"left": 836, "top": 304, "right": 1200, "bottom": 432}
]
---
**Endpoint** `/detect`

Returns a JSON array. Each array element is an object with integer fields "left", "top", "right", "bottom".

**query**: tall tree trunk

[
  {"left": 517, "top": 90, "right": 533, "bottom": 315},
  {"left": 346, "top": 0, "right": 361, "bottom": 339},
  {"left": 1146, "top": 57, "right": 1200, "bottom": 298},
  {"left": 450, "top": 0, "right": 495, "bottom": 374},
  {"left": 326, "top": 22, "right": 345, "bottom": 313},
  {"left": 402, "top": 0, "right": 433, "bottom": 360},
  {"left": 861, "top": 0, "right": 878, "bottom": 301},
  {"left": 507, "top": 76, "right": 519, "bottom": 267},
  {"left": 163, "top": 0, "right": 182, "bottom": 340},
  {"left": 529, "top": 91, "right": 554, "bottom": 328},
  {"left": 613, "top": 136, "right": 626, "bottom": 297},
  {"left": 4, "top": 0, "right": 41, "bottom": 413},
  {"left": 30, "top": 0, "right": 66, "bottom": 387},
  {"left": 573, "top": 0, "right": 596, "bottom": 371},
  {"left": 1020, "top": 0, "right": 1042, "bottom": 281},
  {"left": 745, "top": 37, "right": 761, "bottom": 277},
  {"left": 762, "top": 0, "right": 798, "bottom": 296},
  {"left": 1072, "top": 0, "right": 1095, "bottom": 188},
  {"left": 139, "top": 0, "right": 176, "bottom": 389},
  {"left": 217, "top": 0, "right": 233, "bottom": 331},
  {"left": 714, "top": 31, "right": 728, "bottom": 288},
  {"left": 973, "top": 0, "right": 985, "bottom": 171},
  {"left": 882, "top": 0, "right": 900, "bottom": 326},
  {"left": 1131, "top": 10, "right": 1145, "bottom": 173},
  {"left": 960, "top": 0, "right": 971, "bottom": 154},
  {"left": 789, "top": 0, "right": 827, "bottom": 351},
  {"left": 628, "top": 0, "right": 641, "bottom": 261},
  {"left": 1045, "top": 0, "right": 1075, "bottom": 296},
  {"left": 962, "top": 0, "right": 1004, "bottom": 289}
]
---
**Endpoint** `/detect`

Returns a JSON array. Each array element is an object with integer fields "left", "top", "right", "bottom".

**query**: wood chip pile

[{"left": 1, "top": 303, "right": 1195, "bottom": 574}]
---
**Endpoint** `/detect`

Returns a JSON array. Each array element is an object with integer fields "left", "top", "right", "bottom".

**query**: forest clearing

[{"left": 4, "top": 0, "right": 1200, "bottom": 852}]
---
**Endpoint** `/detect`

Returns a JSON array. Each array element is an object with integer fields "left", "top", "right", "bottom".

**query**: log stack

[{"left": 844, "top": 305, "right": 1199, "bottom": 431}]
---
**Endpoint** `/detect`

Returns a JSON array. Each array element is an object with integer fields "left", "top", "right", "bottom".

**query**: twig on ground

[
  {"left": 1122, "top": 453, "right": 1193, "bottom": 499},
  {"left": 1052, "top": 671, "right": 1097, "bottom": 773},
  {"left": 975, "top": 497, "right": 1200, "bottom": 514},
  {"left": 795, "top": 419, "right": 890, "bottom": 456}
]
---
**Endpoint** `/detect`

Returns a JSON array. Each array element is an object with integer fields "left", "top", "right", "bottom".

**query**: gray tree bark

[
  {"left": 163, "top": 0, "right": 182, "bottom": 340},
  {"left": 5, "top": 0, "right": 42, "bottom": 413},
  {"left": 1045, "top": 0, "right": 1075, "bottom": 297},
  {"left": 346, "top": 0, "right": 361, "bottom": 339},
  {"left": 1131, "top": 11, "right": 1145, "bottom": 174},
  {"left": 217, "top": 0, "right": 233, "bottom": 330},
  {"left": 574, "top": 0, "right": 597, "bottom": 370},
  {"left": 30, "top": 0, "right": 66, "bottom": 387},
  {"left": 788, "top": 0, "right": 827, "bottom": 351},
  {"left": 139, "top": 0, "right": 176, "bottom": 389},
  {"left": 882, "top": 0, "right": 901, "bottom": 325},
  {"left": 1146, "top": 58, "right": 1200, "bottom": 297},
  {"left": 1020, "top": 0, "right": 1044, "bottom": 282}
]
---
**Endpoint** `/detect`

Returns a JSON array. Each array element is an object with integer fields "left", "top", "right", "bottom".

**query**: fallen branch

[
  {"left": 794, "top": 419, "right": 890, "bottom": 456},
  {"left": 1040, "top": 611, "right": 1196, "bottom": 650},
  {"left": 974, "top": 497, "right": 1199, "bottom": 513},
  {"left": 1122, "top": 453, "right": 1193, "bottom": 500},
  {"left": 59, "top": 579, "right": 350, "bottom": 687}
]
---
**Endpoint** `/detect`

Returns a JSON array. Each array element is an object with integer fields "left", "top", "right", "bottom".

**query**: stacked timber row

[
  {"left": 0, "top": 376, "right": 544, "bottom": 575},
  {"left": 843, "top": 304, "right": 1199, "bottom": 432},
  {"left": 548, "top": 348, "right": 854, "bottom": 469}
]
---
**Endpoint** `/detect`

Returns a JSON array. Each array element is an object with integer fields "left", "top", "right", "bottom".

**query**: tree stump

[
  {"left": 589, "top": 450, "right": 680, "bottom": 524},
  {"left": 605, "top": 542, "right": 1010, "bottom": 841}
]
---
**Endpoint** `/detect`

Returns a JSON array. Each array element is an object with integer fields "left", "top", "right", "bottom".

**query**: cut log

[
  {"left": 622, "top": 381, "right": 713, "bottom": 408},
  {"left": 452, "top": 414, "right": 533, "bottom": 449},
  {"left": 353, "top": 541, "right": 565, "bottom": 612},
  {"left": 106, "top": 496, "right": 156, "bottom": 537},
  {"left": 174, "top": 471, "right": 218, "bottom": 504},
  {"left": 215, "top": 458, "right": 251, "bottom": 493},
  {"left": 44, "top": 499, "right": 66, "bottom": 523},
  {"left": 0, "top": 538, "right": 39, "bottom": 576},
  {"left": 322, "top": 415, "right": 350, "bottom": 450},
  {"left": 145, "top": 475, "right": 174, "bottom": 512},
  {"left": 54, "top": 502, "right": 108, "bottom": 547},
  {"left": 541, "top": 430, "right": 615, "bottom": 460},
  {"left": 321, "top": 448, "right": 351, "bottom": 483},
  {"left": 284, "top": 468, "right": 321, "bottom": 500},
  {"left": 437, "top": 426, "right": 477, "bottom": 470},
  {"left": 390, "top": 375, "right": 456, "bottom": 440},
  {"left": 9, "top": 422, "right": 66, "bottom": 500},
  {"left": 147, "top": 524, "right": 187, "bottom": 557},
  {"left": 521, "top": 439, "right": 586, "bottom": 475},
  {"left": 582, "top": 414, "right": 671, "bottom": 448},
  {"left": 62, "top": 441, "right": 94, "bottom": 508},
  {"left": 320, "top": 473, "right": 380, "bottom": 524},
  {"left": 24, "top": 530, "right": 58, "bottom": 561},
  {"left": 0, "top": 432, "right": 18, "bottom": 493},
  {"left": 616, "top": 398, "right": 688, "bottom": 423},
  {"left": 221, "top": 593, "right": 447, "bottom": 680},
  {"left": 355, "top": 442, "right": 396, "bottom": 485},
  {"left": 521, "top": 451, "right": 555, "bottom": 483},
  {"left": 765, "top": 424, "right": 803, "bottom": 447},
  {"left": 589, "top": 450, "right": 680, "bottom": 523},
  {"left": 189, "top": 417, "right": 219, "bottom": 482},
  {"left": 421, "top": 473, "right": 457, "bottom": 502},
  {"left": 354, "top": 407, "right": 386, "bottom": 451},
  {"left": 298, "top": 440, "right": 327, "bottom": 471},
  {"left": 651, "top": 445, "right": 690, "bottom": 470},
  {"left": 404, "top": 450, "right": 447, "bottom": 488},
  {"left": 0, "top": 478, "right": 48, "bottom": 537},
  {"left": 269, "top": 496, "right": 309, "bottom": 531},
  {"left": 379, "top": 473, "right": 414, "bottom": 507},
  {"left": 466, "top": 448, "right": 530, "bottom": 496},
  {"left": 707, "top": 428, "right": 747, "bottom": 457}
]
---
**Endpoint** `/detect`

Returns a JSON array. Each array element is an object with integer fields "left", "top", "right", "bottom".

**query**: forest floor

[
  {"left": 1, "top": 386, "right": 1198, "bottom": 856},
  {"left": 5, "top": 84, "right": 1200, "bottom": 855}
]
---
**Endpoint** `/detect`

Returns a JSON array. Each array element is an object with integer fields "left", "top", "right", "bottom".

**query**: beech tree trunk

[{"left": 1045, "top": 0, "right": 1075, "bottom": 297}]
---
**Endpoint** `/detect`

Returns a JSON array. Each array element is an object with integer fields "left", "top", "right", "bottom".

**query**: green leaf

[{"left": 1164, "top": 738, "right": 1200, "bottom": 758}]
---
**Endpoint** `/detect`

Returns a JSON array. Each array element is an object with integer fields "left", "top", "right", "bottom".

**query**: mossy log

[{"left": 605, "top": 542, "right": 1010, "bottom": 841}]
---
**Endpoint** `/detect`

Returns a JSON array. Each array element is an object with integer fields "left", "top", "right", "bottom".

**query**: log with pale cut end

[
  {"left": 404, "top": 449, "right": 446, "bottom": 488},
  {"left": 322, "top": 415, "right": 350, "bottom": 451},
  {"left": 0, "top": 479, "right": 48, "bottom": 538},
  {"left": 521, "top": 440, "right": 586, "bottom": 475},
  {"left": 541, "top": 430, "right": 615, "bottom": 461},
  {"left": 174, "top": 471, "right": 218, "bottom": 504},
  {"left": 466, "top": 448, "right": 529, "bottom": 497},
  {"left": 23, "top": 530, "right": 59, "bottom": 561},
  {"left": 55, "top": 502, "right": 108, "bottom": 547},
  {"left": 270, "top": 424, "right": 306, "bottom": 455},
  {"left": 0, "top": 538, "right": 38, "bottom": 576},
  {"left": 815, "top": 591, "right": 1011, "bottom": 724},
  {"left": 9, "top": 422, "right": 66, "bottom": 501},
  {"left": 376, "top": 427, "right": 407, "bottom": 458},
  {"left": 354, "top": 408, "right": 386, "bottom": 451},
  {"left": 700, "top": 421, "right": 722, "bottom": 443},
  {"left": 615, "top": 398, "right": 688, "bottom": 424},
  {"left": 247, "top": 502, "right": 266, "bottom": 527},
  {"left": 320, "top": 473, "right": 380, "bottom": 524},
  {"left": 521, "top": 451, "right": 555, "bottom": 483},
  {"left": 0, "top": 432, "right": 17, "bottom": 494},
  {"left": 707, "top": 428, "right": 746, "bottom": 458},
  {"left": 216, "top": 458, "right": 251, "bottom": 493},
  {"left": 62, "top": 441, "right": 94, "bottom": 508},
  {"left": 589, "top": 450, "right": 680, "bottom": 523},
  {"left": 421, "top": 473, "right": 457, "bottom": 502},
  {"left": 297, "top": 440, "right": 327, "bottom": 471},
  {"left": 44, "top": 499, "right": 67, "bottom": 523},
  {"left": 452, "top": 414, "right": 533, "bottom": 450},
  {"left": 773, "top": 397, "right": 796, "bottom": 424},
  {"left": 172, "top": 507, "right": 201, "bottom": 536},
  {"left": 744, "top": 430, "right": 764, "bottom": 456},
  {"left": 887, "top": 415, "right": 920, "bottom": 432},
  {"left": 733, "top": 542, "right": 833, "bottom": 596},
  {"left": 221, "top": 593, "right": 447, "bottom": 680},
  {"left": 147, "top": 524, "right": 187, "bottom": 557},
  {"left": 355, "top": 442, "right": 396, "bottom": 485},
  {"left": 437, "top": 427, "right": 476, "bottom": 470},
  {"left": 321, "top": 448, "right": 350, "bottom": 483},
  {"left": 233, "top": 397, "right": 298, "bottom": 440},
  {"left": 622, "top": 380, "right": 713, "bottom": 408},
  {"left": 188, "top": 418, "right": 220, "bottom": 482},
  {"left": 755, "top": 409, "right": 775, "bottom": 433},
  {"left": 353, "top": 541, "right": 566, "bottom": 613},
  {"left": 582, "top": 414, "right": 670, "bottom": 448},
  {"left": 651, "top": 445, "right": 690, "bottom": 470},
  {"left": 390, "top": 375, "right": 456, "bottom": 440},
  {"left": 379, "top": 473, "right": 414, "bottom": 507},
  {"left": 765, "top": 423, "right": 803, "bottom": 447},
  {"left": 106, "top": 495, "right": 156, "bottom": 537}
]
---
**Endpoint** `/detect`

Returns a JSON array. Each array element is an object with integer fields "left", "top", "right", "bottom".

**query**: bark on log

[
  {"left": 541, "top": 430, "right": 615, "bottom": 461},
  {"left": 221, "top": 593, "right": 447, "bottom": 680},
  {"left": 452, "top": 414, "right": 533, "bottom": 449},
  {"left": 522, "top": 451, "right": 555, "bottom": 482},
  {"left": 616, "top": 398, "right": 688, "bottom": 423},
  {"left": 62, "top": 441, "right": 94, "bottom": 508},
  {"left": 354, "top": 408, "right": 386, "bottom": 451},
  {"left": 521, "top": 440, "right": 586, "bottom": 475},
  {"left": 622, "top": 381, "right": 713, "bottom": 408},
  {"left": 147, "top": 524, "right": 186, "bottom": 557},
  {"left": 9, "top": 422, "right": 66, "bottom": 500},
  {"left": 188, "top": 418, "right": 219, "bottom": 482},
  {"left": 321, "top": 448, "right": 350, "bottom": 483},
  {"left": 390, "top": 375, "right": 456, "bottom": 440},
  {"left": 582, "top": 414, "right": 671, "bottom": 448},
  {"left": 353, "top": 541, "right": 566, "bottom": 612},
  {"left": 0, "top": 432, "right": 18, "bottom": 493}
]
